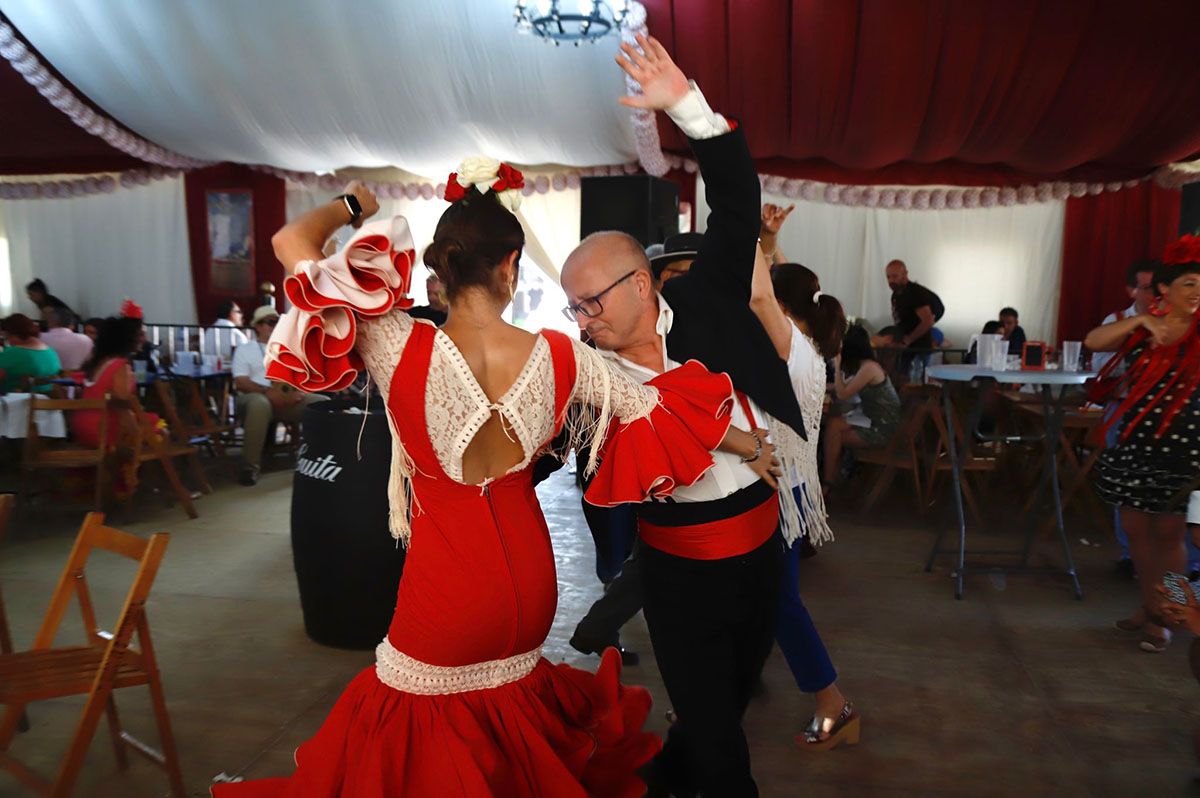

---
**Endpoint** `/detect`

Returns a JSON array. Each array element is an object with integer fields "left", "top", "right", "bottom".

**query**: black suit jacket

[{"left": 659, "top": 128, "right": 806, "bottom": 438}]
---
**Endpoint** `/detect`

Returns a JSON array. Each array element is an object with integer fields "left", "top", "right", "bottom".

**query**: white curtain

[
  {"left": 0, "top": 176, "right": 196, "bottom": 321},
  {"left": 0, "top": 0, "right": 639, "bottom": 176},
  {"left": 696, "top": 181, "right": 1067, "bottom": 346}
]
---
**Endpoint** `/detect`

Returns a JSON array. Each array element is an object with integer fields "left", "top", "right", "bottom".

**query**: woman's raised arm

[{"left": 271, "top": 181, "right": 380, "bottom": 273}]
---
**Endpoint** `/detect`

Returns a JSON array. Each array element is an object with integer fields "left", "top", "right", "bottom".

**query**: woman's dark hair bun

[{"left": 423, "top": 192, "right": 525, "bottom": 301}]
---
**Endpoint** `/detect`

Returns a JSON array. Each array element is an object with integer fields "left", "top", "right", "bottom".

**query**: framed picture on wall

[{"left": 206, "top": 189, "right": 255, "bottom": 295}]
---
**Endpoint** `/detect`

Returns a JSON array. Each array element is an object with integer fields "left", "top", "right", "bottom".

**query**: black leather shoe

[{"left": 569, "top": 631, "right": 640, "bottom": 667}]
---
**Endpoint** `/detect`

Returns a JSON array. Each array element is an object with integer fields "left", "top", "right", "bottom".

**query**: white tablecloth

[{"left": 0, "top": 393, "right": 68, "bottom": 439}]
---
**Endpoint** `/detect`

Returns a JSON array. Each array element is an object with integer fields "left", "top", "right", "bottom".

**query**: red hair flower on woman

[
  {"left": 1164, "top": 234, "right": 1200, "bottom": 265},
  {"left": 120, "top": 298, "right": 144, "bottom": 319},
  {"left": 443, "top": 176, "right": 468, "bottom": 203},
  {"left": 491, "top": 163, "right": 525, "bottom": 193},
  {"left": 442, "top": 157, "right": 524, "bottom": 212}
]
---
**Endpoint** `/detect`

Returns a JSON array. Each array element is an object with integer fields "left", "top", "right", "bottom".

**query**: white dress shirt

[
  {"left": 599, "top": 294, "right": 765, "bottom": 503},
  {"left": 232, "top": 338, "right": 270, "bottom": 388},
  {"left": 204, "top": 318, "right": 249, "bottom": 364},
  {"left": 1092, "top": 301, "right": 1138, "bottom": 374}
]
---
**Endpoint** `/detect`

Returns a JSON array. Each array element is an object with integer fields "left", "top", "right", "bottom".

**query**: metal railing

[{"left": 142, "top": 322, "right": 252, "bottom": 368}]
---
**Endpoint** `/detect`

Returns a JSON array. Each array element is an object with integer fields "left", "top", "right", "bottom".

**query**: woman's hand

[
  {"left": 1157, "top": 583, "right": 1200, "bottom": 635},
  {"left": 1139, "top": 313, "right": 1170, "bottom": 347},
  {"left": 615, "top": 34, "right": 690, "bottom": 110},
  {"left": 343, "top": 180, "right": 380, "bottom": 228},
  {"left": 761, "top": 203, "right": 795, "bottom": 236},
  {"left": 745, "top": 428, "right": 782, "bottom": 489}
]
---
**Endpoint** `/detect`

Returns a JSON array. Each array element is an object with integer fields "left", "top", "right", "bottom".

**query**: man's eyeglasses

[{"left": 562, "top": 270, "right": 638, "bottom": 321}]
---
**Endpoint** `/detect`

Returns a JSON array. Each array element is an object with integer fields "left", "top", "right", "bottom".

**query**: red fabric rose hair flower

[
  {"left": 120, "top": 298, "right": 144, "bottom": 319},
  {"left": 1164, "top": 234, "right": 1200, "bottom": 265},
  {"left": 443, "top": 176, "right": 468, "bottom": 203},
  {"left": 491, "top": 163, "right": 525, "bottom": 193}
]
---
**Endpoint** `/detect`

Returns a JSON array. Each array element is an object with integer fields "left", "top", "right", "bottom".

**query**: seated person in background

[
  {"left": 822, "top": 324, "right": 901, "bottom": 491},
  {"left": 966, "top": 320, "right": 1003, "bottom": 364},
  {"left": 233, "top": 306, "right": 327, "bottom": 486},
  {"left": 408, "top": 273, "right": 450, "bottom": 325},
  {"left": 999, "top": 306, "right": 1026, "bottom": 355},
  {"left": 82, "top": 317, "right": 103, "bottom": 342},
  {"left": 203, "top": 299, "right": 248, "bottom": 363},
  {"left": 25, "top": 278, "right": 78, "bottom": 326},
  {"left": 0, "top": 313, "right": 61, "bottom": 392},
  {"left": 40, "top": 305, "right": 93, "bottom": 371},
  {"left": 71, "top": 317, "right": 164, "bottom": 499}
]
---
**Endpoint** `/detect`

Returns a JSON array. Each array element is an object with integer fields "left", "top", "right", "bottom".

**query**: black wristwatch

[{"left": 334, "top": 193, "right": 362, "bottom": 225}]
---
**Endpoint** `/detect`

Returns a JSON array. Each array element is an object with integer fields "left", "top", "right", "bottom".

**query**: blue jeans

[{"left": 775, "top": 526, "right": 837, "bottom": 693}]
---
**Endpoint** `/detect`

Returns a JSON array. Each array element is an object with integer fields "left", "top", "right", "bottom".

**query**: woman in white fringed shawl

[{"left": 749, "top": 217, "right": 862, "bottom": 752}]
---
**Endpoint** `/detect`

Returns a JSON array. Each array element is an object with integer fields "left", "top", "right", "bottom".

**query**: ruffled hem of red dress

[
  {"left": 265, "top": 216, "right": 416, "bottom": 392},
  {"left": 584, "top": 359, "right": 734, "bottom": 506},
  {"left": 209, "top": 648, "right": 659, "bottom": 798}
]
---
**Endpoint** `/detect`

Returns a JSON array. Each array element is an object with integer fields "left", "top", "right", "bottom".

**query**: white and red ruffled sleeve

[
  {"left": 580, "top": 358, "right": 735, "bottom": 507},
  {"left": 265, "top": 216, "right": 416, "bottom": 392}
]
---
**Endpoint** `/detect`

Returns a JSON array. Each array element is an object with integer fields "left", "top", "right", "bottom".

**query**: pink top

[{"left": 40, "top": 327, "right": 94, "bottom": 371}]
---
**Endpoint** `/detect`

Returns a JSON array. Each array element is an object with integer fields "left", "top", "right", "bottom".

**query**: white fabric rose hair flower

[{"left": 445, "top": 156, "right": 525, "bottom": 213}]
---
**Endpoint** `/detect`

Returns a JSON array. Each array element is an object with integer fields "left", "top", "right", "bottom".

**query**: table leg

[
  {"left": 1041, "top": 384, "right": 1084, "bottom": 600},
  {"left": 931, "top": 385, "right": 969, "bottom": 599}
]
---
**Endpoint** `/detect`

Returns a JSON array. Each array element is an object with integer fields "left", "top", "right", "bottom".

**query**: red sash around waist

[{"left": 639, "top": 491, "right": 779, "bottom": 560}]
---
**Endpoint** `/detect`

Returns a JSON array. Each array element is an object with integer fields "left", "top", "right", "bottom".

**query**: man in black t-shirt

[{"left": 886, "top": 259, "right": 943, "bottom": 349}]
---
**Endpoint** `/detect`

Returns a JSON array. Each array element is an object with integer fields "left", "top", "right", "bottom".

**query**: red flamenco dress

[{"left": 212, "top": 217, "right": 735, "bottom": 797}]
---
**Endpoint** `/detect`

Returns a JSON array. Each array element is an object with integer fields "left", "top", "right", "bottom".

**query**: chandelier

[{"left": 513, "top": 1, "right": 631, "bottom": 45}]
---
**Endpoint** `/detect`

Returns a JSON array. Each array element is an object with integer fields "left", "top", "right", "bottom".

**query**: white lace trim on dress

[{"left": 374, "top": 637, "right": 541, "bottom": 695}]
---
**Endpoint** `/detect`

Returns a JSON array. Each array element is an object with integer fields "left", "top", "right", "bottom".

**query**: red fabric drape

[
  {"left": 0, "top": 15, "right": 145, "bottom": 174},
  {"left": 183, "top": 164, "right": 285, "bottom": 324},
  {"left": 1057, "top": 183, "right": 1182, "bottom": 344},
  {"left": 644, "top": 0, "right": 1200, "bottom": 184}
]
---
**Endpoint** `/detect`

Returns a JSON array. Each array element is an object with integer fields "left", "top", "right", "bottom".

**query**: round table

[{"left": 925, "top": 365, "right": 1097, "bottom": 600}]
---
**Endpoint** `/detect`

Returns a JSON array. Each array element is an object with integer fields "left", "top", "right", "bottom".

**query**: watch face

[{"left": 344, "top": 194, "right": 362, "bottom": 216}]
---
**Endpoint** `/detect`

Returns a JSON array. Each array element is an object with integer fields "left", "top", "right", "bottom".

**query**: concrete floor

[{"left": 1, "top": 461, "right": 1199, "bottom": 797}]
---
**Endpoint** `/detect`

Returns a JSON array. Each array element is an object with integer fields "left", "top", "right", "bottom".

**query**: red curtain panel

[
  {"left": 1057, "top": 182, "right": 1182, "bottom": 344},
  {"left": 643, "top": 0, "right": 1200, "bottom": 185},
  {"left": 183, "top": 164, "right": 285, "bottom": 325}
]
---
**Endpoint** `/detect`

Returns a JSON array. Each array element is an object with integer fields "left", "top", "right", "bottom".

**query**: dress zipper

[{"left": 484, "top": 483, "right": 521, "bottom": 653}]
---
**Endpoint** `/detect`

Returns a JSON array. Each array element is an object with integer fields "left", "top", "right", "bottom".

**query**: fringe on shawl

[{"left": 768, "top": 414, "right": 834, "bottom": 547}]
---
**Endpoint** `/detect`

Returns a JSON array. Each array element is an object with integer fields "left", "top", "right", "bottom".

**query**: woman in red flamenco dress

[
  {"left": 210, "top": 157, "right": 771, "bottom": 796},
  {"left": 1087, "top": 234, "right": 1200, "bottom": 654}
]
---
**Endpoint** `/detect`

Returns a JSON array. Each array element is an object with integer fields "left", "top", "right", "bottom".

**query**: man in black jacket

[{"left": 561, "top": 35, "right": 805, "bottom": 797}]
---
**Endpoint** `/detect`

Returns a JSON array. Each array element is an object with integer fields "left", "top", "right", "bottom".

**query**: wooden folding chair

[
  {"left": 0, "top": 513, "right": 183, "bottom": 797},
  {"left": 925, "top": 386, "right": 1000, "bottom": 526},
  {"left": 152, "top": 379, "right": 236, "bottom": 459},
  {"left": 20, "top": 397, "right": 112, "bottom": 512},
  {"left": 128, "top": 396, "right": 208, "bottom": 519},
  {"left": 855, "top": 385, "right": 935, "bottom": 517}
]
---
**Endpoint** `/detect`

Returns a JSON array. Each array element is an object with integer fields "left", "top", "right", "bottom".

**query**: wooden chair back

[
  {"left": 21, "top": 397, "right": 112, "bottom": 512},
  {"left": 855, "top": 383, "right": 936, "bottom": 516},
  {"left": 27, "top": 513, "right": 166, "bottom": 653},
  {"left": 0, "top": 513, "right": 183, "bottom": 796}
]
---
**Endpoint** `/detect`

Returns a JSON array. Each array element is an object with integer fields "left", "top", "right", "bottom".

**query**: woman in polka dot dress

[{"left": 1087, "top": 236, "right": 1200, "bottom": 654}]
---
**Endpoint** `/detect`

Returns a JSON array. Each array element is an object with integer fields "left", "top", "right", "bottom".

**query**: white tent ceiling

[{"left": 0, "top": 0, "right": 639, "bottom": 177}]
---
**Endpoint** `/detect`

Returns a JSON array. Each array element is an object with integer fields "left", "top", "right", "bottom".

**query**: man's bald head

[
  {"left": 562, "top": 231, "right": 651, "bottom": 284},
  {"left": 561, "top": 230, "right": 658, "bottom": 353},
  {"left": 885, "top": 259, "right": 909, "bottom": 291}
]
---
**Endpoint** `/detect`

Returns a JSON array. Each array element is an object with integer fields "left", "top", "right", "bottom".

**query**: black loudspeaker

[
  {"left": 580, "top": 175, "right": 680, "bottom": 247},
  {"left": 1181, "top": 183, "right": 1200, "bottom": 237}
]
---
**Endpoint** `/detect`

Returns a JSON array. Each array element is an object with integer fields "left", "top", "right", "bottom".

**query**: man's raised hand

[{"left": 616, "top": 34, "right": 689, "bottom": 111}]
